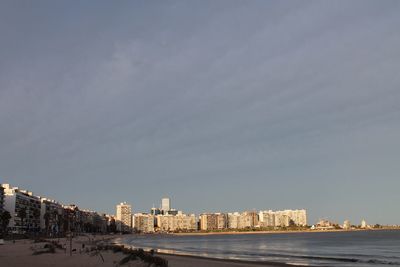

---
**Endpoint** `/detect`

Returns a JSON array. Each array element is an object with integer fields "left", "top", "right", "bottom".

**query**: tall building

[
  {"left": 237, "top": 211, "right": 259, "bottom": 229},
  {"left": 116, "top": 202, "right": 132, "bottom": 232},
  {"left": 133, "top": 213, "right": 155, "bottom": 233},
  {"left": 227, "top": 212, "right": 240, "bottom": 229},
  {"left": 40, "top": 197, "right": 63, "bottom": 234},
  {"left": 2, "top": 183, "right": 41, "bottom": 233},
  {"left": 0, "top": 185, "right": 4, "bottom": 214},
  {"left": 161, "top": 198, "right": 170, "bottom": 214},
  {"left": 200, "top": 213, "right": 227, "bottom": 230},
  {"left": 259, "top": 209, "right": 307, "bottom": 227},
  {"left": 156, "top": 213, "right": 197, "bottom": 232},
  {"left": 259, "top": 210, "right": 275, "bottom": 227}
]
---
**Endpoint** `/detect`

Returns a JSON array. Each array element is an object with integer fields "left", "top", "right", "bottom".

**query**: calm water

[{"left": 114, "top": 230, "right": 400, "bottom": 266}]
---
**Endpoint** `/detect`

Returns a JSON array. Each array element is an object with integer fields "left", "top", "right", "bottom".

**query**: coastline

[
  {"left": 170, "top": 227, "right": 394, "bottom": 236},
  {"left": 157, "top": 252, "right": 314, "bottom": 267},
  {"left": 0, "top": 235, "right": 305, "bottom": 267}
]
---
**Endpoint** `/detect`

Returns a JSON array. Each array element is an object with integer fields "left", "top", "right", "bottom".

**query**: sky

[{"left": 1, "top": 1, "right": 399, "bottom": 225}]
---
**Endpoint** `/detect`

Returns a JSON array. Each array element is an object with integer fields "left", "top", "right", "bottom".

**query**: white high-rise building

[
  {"left": 161, "top": 197, "right": 170, "bottom": 213},
  {"left": 116, "top": 202, "right": 132, "bottom": 232},
  {"left": 2, "top": 183, "right": 41, "bottom": 233}
]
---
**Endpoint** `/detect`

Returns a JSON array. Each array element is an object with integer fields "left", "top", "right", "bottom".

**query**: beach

[{"left": 0, "top": 236, "right": 289, "bottom": 267}]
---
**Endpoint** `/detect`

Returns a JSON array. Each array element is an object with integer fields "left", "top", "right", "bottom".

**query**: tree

[
  {"left": 1, "top": 211, "right": 12, "bottom": 235},
  {"left": 44, "top": 212, "right": 50, "bottom": 235},
  {"left": 32, "top": 209, "right": 41, "bottom": 231},
  {"left": 17, "top": 207, "right": 27, "bottom": 232}
]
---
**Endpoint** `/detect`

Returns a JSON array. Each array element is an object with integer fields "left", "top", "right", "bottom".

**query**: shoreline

[
  {"left": 156, "top": 251, "right": 315, "bottom": 267},
  {"left": 0, "top": 235, "right": 301, "bottom": 267},
  {"left": 170, "top": 227, "right": 397, "bottom": 236}
]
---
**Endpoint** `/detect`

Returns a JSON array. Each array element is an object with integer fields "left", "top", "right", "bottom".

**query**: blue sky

[{"left": 1, "top": 1, "right": 399, "bottom": 225}]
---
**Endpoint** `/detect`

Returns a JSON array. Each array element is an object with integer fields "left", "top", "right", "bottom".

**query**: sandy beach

[{"left": 0, "top": 236, "right": 291, "bottom": 267}]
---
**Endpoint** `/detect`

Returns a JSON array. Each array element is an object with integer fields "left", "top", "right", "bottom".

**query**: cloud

[{"left": 0, "top": 1, "right": 399, "bottom": 223}]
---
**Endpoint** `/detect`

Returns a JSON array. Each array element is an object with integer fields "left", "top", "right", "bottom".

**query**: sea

[{"left": 113, "top": 230, "right": 400, "bottom": 266}]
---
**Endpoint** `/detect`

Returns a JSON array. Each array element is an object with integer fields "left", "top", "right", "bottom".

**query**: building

[
  {"left": 227, "top": 212, "right": 240, "bottom": 229},
  {"left": 259, "top": 209, "right": 307, "bottom": 227},
  {"left": 116, "top": 202, "right": 132, "bottom": 232},
  {"left": 166, "top": 209, "right": 178, "bottom": 216},
  {"left": 150, "top": 206, "right": 161, "bottom": 216},
  {"left": 259, "top": 210, "right": 275, "bottom": 227},
  {"left": 361, "top": 219, "right": 367, "bottom": 229},
  {"left": 0, "top": 185, "right": 4, "bottom": 214},
  {"left": 237, "top": 211, "right": 259, "bottom": 229},
  {"left": 134, "top": 213, "right": 155, "bottom": 233},
  {"left": 156, "top": 213, "right": 197, "bottom": 232},
  {"left": 200, "top": 213, "right": 217, "bottom": 230},
  {"left": 200, "top": 213, "right": 227, "bottom": 230},
  {"left": 2, "top": 184, "right": 41, "bottom": 233},
  {"left": 312, "top": 219, "right": 336, "bottom": 230},
  {"left": 40, "top": 197, "right": 63, "bottom": 235},
  {"left": 161, "top": 198, "right": 170, "bottom": 214},
  {"left": 343, "top": 220, "right": 351, "bottom": 230}
]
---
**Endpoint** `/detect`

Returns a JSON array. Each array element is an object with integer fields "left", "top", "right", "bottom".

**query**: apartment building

[
  {"left": 227, "top": 212, "right": 240, "bottom": 229},
  {"left": 156, "top": 213, "right": 197, "bottom": 232},
  {"left": 134, "top": 213, "right": 155, "bottom": 233},
  {"left": 40, "top": 197, "right": 63, "bottom": 234},
  {"left": 116, "top": 202, "right": 132, "bottom": 232},
  {"left": 0, "top": 185, "right": 4, "bottom": 214},
  {"left": 259, "top": 209, "right": 307, "bottom": 227},
  {"left": 2, "top": 184, "right": 41, "bottom": 233}
]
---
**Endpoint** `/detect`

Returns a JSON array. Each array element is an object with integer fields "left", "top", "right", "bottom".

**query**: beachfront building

[
  {"left": 80, "top": 209, "right": 108, "bottom": 233},
  {"left": 259, "top": 209, "right": 307, "bottom": 227},
  {"left": 313, "top": 219, "right": 336, "bottom": 230},
  {"left": 0, "top": 185, "right": 4, "bottom": 214},
  {"left": 156, "top": 213, "right": 197, "bottom": 232},
  {"left": 116, "top": 202, "right": 132, "bottom": 232},
  {"left": 227, "top": 212, "right": 240, "bottom": 229},
  {"left": 2, "top": 183, "right": 41, "bottom": 233},
  {"left": 259, "top": 210, "right": 275, "bottom": 227},
  {"left": 200, "top": 213, "right": 228, "bottom": 230},
  {"left": 274, "top": 212, "right": 290, "bottom": 227},
  {"left": 237, "top": 211, "right": 259, "bottom": 229},
  {"left": 40, "top": 197, "right": 63, "bottom": 235},
  {"left": 284, "top": 209, "right": 307, "bottom": 226},
  {"left": 200, "top": 213, "right": 217, "bottom": 230},
  {"left": 134, "top": 213, "right": 155, "bottom": 233}
]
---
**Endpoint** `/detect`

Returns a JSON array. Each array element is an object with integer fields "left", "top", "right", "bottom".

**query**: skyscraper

[{"left": 161, "top": 197, "right": 170, "bottom": 214}]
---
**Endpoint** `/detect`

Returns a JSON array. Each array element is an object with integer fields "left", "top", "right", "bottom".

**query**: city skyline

[
  {"left": 0, "top": 182, "right": 379, "bottom": 228},
  {"left": 1, "top": 1, "right": 400, "bottom": 225}
]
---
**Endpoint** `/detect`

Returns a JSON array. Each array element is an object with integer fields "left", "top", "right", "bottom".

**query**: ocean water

[{"left": 114, "top": 230, "right": 400, "bottom": 266}]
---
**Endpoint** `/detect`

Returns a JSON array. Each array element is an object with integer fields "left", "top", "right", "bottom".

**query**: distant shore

[{"left": 171, "top": 227, "right": 397, "bottom": 236}]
